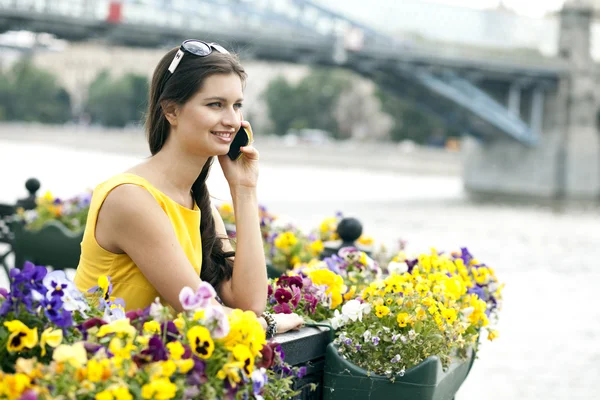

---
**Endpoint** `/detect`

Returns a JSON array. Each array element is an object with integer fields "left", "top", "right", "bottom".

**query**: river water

[{"left": 1, "top": 137, "right": 599, "bottom": 400}]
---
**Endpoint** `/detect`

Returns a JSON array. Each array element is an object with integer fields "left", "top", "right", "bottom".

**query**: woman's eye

[
  {"left": 208, "top": 102, "right": 222, "bottom": 108},
  {"left": 234, "top": 103, "right": 243, "bottom": 109}
]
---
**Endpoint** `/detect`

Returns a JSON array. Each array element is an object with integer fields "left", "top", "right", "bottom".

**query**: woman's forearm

[{"left": 229, "top": 185, "right": 268, "bottom": 313}]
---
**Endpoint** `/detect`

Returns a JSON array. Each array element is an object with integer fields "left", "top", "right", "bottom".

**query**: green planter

[
  {"left": 266, "top": 261, "right": 282, "bottom": 279},
  {"left": 323, "top": 343, "right": 475, "bottom": 400},
  {"left": 12, "top": 221, "right": 83, "bottom": 270}
]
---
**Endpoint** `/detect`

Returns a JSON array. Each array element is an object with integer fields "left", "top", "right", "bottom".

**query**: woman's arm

[
  {"left": 212, "top": 188, "right": 267, "bottom": 315},
  {"left": 98, "top": 184, "right": 302, "bottom": 332}
]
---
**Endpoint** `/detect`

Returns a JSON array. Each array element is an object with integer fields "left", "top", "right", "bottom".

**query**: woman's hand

[
  {"left": 218, "top": 120, "right": 259, "bottom": 189},
  {"left": 273, "top": 313, "right": 304, "bottom": 334}
]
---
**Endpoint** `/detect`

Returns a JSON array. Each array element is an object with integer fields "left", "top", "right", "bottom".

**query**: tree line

[{"left": 0, "top": 60, "right": 457, "bottom": 144}]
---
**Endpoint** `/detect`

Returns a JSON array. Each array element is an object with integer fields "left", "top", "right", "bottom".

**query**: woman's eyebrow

[{"left": 203, "top": 96, "right": 244, "bottom": 102}]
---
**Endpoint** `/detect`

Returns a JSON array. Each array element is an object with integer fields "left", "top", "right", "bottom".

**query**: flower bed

[{"left": 0, "top": 263, "right": 307, "bottom": 399}]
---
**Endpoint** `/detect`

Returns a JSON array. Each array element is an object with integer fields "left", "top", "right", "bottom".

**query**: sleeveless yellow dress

[{"left": 74, "top": 173, "right": 202, "bottom": 311}]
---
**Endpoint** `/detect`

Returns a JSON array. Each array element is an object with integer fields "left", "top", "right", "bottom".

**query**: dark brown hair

[{"left": 145, "top": 45, "right": 247, "bottom": 292}]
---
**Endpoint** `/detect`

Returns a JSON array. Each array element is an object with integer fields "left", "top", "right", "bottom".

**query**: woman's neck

[{"left": 145, "top": 143, "right": 210, "bottom": 205}]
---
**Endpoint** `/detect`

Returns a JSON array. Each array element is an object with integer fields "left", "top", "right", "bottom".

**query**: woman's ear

[{"left": 161, "top": 100, "right": 178, "bottom": 126}]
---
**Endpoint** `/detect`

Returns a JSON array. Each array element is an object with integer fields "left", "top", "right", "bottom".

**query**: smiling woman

[{"left": 73, "top": 39, "right": 303, "bottom": 337}]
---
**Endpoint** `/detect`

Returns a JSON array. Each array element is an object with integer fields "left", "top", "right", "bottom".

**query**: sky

[{"left": 425, "top": 0, "right": 566, "bottom": 17}]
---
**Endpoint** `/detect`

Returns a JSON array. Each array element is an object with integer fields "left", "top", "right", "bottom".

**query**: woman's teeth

[{"left": 212, "top": 132, "right": 232, "bottom": 138}]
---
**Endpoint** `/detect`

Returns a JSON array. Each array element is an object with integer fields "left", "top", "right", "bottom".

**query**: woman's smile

[{"left": 211, "top": 130, "right": 235, "bottom": 143}]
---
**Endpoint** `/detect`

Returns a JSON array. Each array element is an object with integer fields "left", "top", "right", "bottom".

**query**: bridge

[{"left": 0, "top": 0, "right": 598, "bottom": 199}]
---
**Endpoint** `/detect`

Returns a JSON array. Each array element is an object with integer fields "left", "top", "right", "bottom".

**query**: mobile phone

[{"left": 227, "top": 125, "right": 253, "bottom": 160}]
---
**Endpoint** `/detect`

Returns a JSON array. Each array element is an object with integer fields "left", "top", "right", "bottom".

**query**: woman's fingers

[{"left": 240, "top": 145, "right": 259, "bottom": 161}]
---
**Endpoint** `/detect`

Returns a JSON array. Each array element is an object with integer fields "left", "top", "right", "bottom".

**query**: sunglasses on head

[{"left": 164, "top": 39, "right": 230, "bottom": 85}]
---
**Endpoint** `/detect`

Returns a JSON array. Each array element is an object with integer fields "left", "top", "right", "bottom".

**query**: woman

[{"left": 74, "top": 40, "right": 303, "bottom": 336}]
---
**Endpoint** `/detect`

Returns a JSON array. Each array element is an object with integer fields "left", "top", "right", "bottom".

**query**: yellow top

[{"left": 74, "top": 173, "right": 202, "bottom": 311}]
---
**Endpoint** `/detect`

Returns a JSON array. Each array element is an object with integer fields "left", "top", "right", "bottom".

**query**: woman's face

[{"left": 173, "top": 73, "right": 244, "bottom": 157}]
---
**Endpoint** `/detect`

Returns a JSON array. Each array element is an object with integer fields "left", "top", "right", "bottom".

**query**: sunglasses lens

[{"left": 183, "top": 40, "right": 211, "bottom": 56}]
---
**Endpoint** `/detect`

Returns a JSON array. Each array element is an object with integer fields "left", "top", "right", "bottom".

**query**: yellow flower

[
  {"left": 232, "top": 344, "right": 254, "bottom": 375},
  {"left": 95, "top": 390, "right": 113, "bottom": 400},
  {"left": 173, "top": 314, "right": 185, "bottom": 330},
  {"left": 357, "top": 235, "right": 374, "bottom": 246},
  {"left": 375, "top": 305, "right": 390, "bottom": 318},
  {"left": 415, "top": 306, "right": 427, "bottom": 321},
  {"left": 53, "top": 342, "right": 88, "bottom": 368},
  {"left": 96, "top": 386, "right": 132, "bottom": 400},
  {"left": 193, "top": 310, "right": 205, "bottom": 321},
  {"left": 97, "top": 319, "right": 136, "bottom": 339},
  {"left": 4, "top": 321, "right": 38, "bottom": 352},
  {"left": 221, "top": 309, "right": 266, "bottom": 357},
  {"left": 98, "top": 275, "right": 111, "bottom": 301},
  {"left": 135, "top": 336, "right": 149, "bottom": 347},
  {"left": 187, "top": 326, "right": 214, "bottom": 359},
  {"left": 159, "top": 360, "right": 177, "bottom": 378},
  {"left": 396, "top": 312, "right": 410, "bottom": 328},
  {"left": 217, "top": 361, "right": 244, "bottom": 387},
  {"left": 274, "top": 231, "right": 298, "bottom": 250},
  {"left": 219, "top": 203, "right": 234, "bottom": 213},
  {"left": 343, "top": 286, "right": 356, "bottom": 301},
  {"left": 290, "top": 255, "right": 301, "bottom": 267},
  {"left": 308, "top": 269, "right": 344, "bottom": 306},
  {"left": 441, "top": 308, "right": 457, "bottom": 325},
  {"left": 1, "top": 373, "right": 32, "bottom": 398},
  {"left": 143, "top": 321, "right": 161, "bottom": 335},
  {"left": 166, "top": 341, "right": 185, "bottom": 360},
  {"left": 176, "top": 359, "right": 194, "bottom": 374},
  {"left": 40, "top": 327, "right": 63, "bottom": 356},
  {"left": 141, "top": 378, "right": 178, "bottom": 400},
  {"left": 319, "top": 217, "right": 337, "bottom": 234},
  {"left": 109, "top": 338, "right": 136, "bottom": 360},
  {"left": 309, "top": 240, "right": 324, "bottom": 255},
  {"left": 42, "top": 191, "right": 54, "bottom": 202},
  {"left": 87, "top": 359, "right": 109, "bottom": 383},
  {"left": 487, "top": 329, "right": 499, "bottom": 341}
]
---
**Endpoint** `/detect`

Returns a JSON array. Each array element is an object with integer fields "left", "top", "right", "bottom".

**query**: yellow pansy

[
  {"left": 176, "top": 359, "right": 194, "bottom": 374},
  {"left": 1, "top": 373, "right": 32, "bottom": 398},
  {"left": 97, "top": 319, "right": 136, "bottom": 339},
  {"left": 221, "top": 309, "right": 266, "bottom": 356},
  {"left": 217, "top": 361, "right": 244, "bottom": 387},
  {"left": 357, "top": 235, "right": 374, "bottom": 246},
  {"left": 309, "top": 240, "right": 324, "bottom": 255},
  {"left": 166, "top": 341, "right": 185, "bottom": 360},
  {"left": 143, "top": 321, "right": 161, "bottom": 335},
  {"left": 187, "top": 326, "right": 214, "bottom": 359},
  {"left": 53, "top": 342, "right": 88, "bottom": 368},
  {"left": 4, "top": 321, "right": 38, "bottom": 353},
  {"left": 87, "top": 359, "right": 109, "bottom": 383},
  {"left": 40, "top": 327, "right": 63, "bottom": 356},
  {"left": 441, "top": 308, "right": 457, "bottom": 325},
  {"left": 375, "top": 305, "right": 390, "bottom": 318},
  {"left": 173, "top": 314, "right": 185, "bottom": 330},
  {"left": 95, "top": 390, "right": 113, "bottom": 400},
  {"left": 274, "top": 231, "right": 298, "bottom": 250},
  {"left": 232, "top": 344, "right": 254, "bottom": 376},
  {"left": 487, "top": 329, "right": 499, "bottom": 341},
  {"left": 141, "top": 378, "right": 177, "bottom": 400},
  {"left": 396, "top": 313, "right": 410, "bottom": 328},
  {"left": 343, "top": 286, "right": 357, "bottom": 301}
]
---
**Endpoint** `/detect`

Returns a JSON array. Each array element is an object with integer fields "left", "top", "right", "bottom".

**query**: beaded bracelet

[{"left": 261, "top": 311, "right": 277, "bottom": 339}]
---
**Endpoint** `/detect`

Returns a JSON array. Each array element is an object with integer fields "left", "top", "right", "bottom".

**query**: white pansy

[{"left": 387, "top": 261, "right": 408, "bottom": 275}]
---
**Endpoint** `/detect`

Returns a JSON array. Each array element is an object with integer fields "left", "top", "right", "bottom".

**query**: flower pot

[
  {"left": 266, "top": 261, "right": 282, "bottom": 280},
  {"left": 323, "top": 343, "right": 475, "bottom": 400},
  {"left": 12, "top": 221, "right": 83, "bottom": 270}
]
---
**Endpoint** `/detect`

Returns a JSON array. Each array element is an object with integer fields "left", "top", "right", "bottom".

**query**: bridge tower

[
  {"left": 463, "top": 0, "right": 600, "bottom": 200},
  {"left": 558, "top": 0, "right": 600, "bottom": 198}
]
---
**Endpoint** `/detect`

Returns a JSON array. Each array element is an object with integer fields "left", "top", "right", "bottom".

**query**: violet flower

[{"left": 179, "top": 283, "right": 216, "bottom": 311}]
